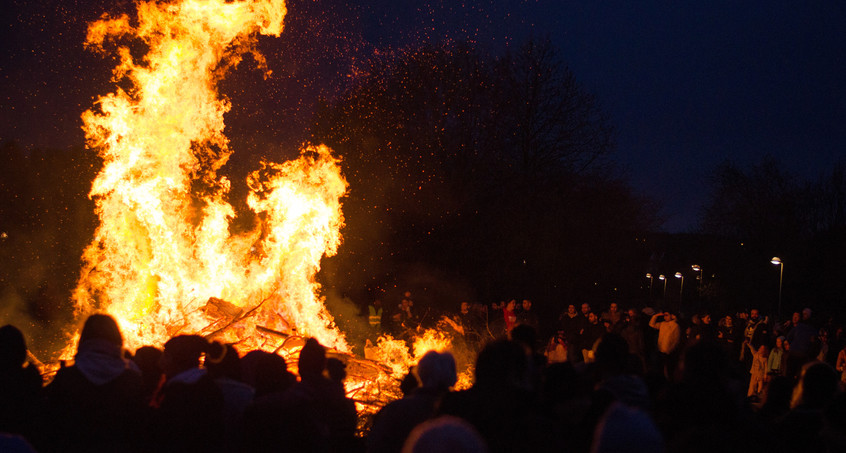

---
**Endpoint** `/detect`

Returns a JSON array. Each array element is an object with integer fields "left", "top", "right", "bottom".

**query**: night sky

[{"left": 2, "top": 0, "right": 845, "bottom": 232}]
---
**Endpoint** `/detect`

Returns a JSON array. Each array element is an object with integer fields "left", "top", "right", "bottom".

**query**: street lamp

[
  {"left": 658, "top": 274, "right": 667, "bottom": 299},
  {"left": 691, "top": 264, "right": 703, "bottom": 294},
  {"left": 645, "top": 273, "right": 654, "bottom": 300},
  {"left": 771, "top": 257, "right": 784, "bottom": 319},
  {"left": 675, "top": 272, "right": 684, "bottom": 313}
]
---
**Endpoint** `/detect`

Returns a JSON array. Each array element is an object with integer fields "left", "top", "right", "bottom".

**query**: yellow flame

[
  {"left": 73, "top": 0, "right": 348, "bottom": 353},
  {"left": 71, "top": 0, "right": 468, "bottom": 413}
]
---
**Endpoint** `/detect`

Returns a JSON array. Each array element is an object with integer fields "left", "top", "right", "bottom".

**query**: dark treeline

[
  {"left": 309, "top": 38, "right": 659, "bottom": 319},
  {"left": 643, "top": 157, "right": 846, "bottom": 320}
]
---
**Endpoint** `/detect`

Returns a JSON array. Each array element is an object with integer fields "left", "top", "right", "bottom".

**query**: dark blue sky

[{"left": 3, "top": 0, "right": 845, "bottom": 232}]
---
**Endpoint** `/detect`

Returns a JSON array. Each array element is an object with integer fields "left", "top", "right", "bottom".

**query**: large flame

[
  {"left": 73, "top": 0, "right": 348, "bottom": 352},
  {"left": 71, "top": 0, "right": 471, "bottom": 412}
]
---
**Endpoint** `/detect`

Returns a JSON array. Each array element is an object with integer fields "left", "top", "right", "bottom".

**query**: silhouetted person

[
  {"left": 438, "top": 339, "right": 557, "bottom": 453},
  {"left": 368, "top": 350, "right": 458, "bottom": 453},
  {"left": 591, "top": 403, "right": 664, "bottom": 453},
  {"left": 654, "top": 340, "right": 762, "bottom": 453},
  {"left": 241, "top": 350, "right": 321, "bottom": 453},
  {"left": 131, "top": 345, "right": 163, "bottom": 404},
  {"left": 292, "top": 338, "right": 358, "bottom": 453},
  {"left": 0, "top": 325, "right": 43, "bottom": 445},
  {"left": 776, "top": 361, "right": 840, "bottom": 453},
  {"left": 150, "top": 334, "right": 224, "bottom": 453},
  {"left": 401, "top": 415, "right": 488, "bottom": 453},
  {"left": 240, "top": 349, "right": 296, "bottom": 398},
  {"left": 206, "top": 342, "right": 255, "bottom": 451},
  {"left": 44, "top": 314, "right": 144, "bottom": 452},
  {"left": 244, "top": 338, "right": 357, "bottom": 453},
  {"left": 756, "top": 375, "right": 792, "bottom": 424},
  {"left": 399, "top": 367, "right": 421, "bottom": 396},
  {"left": 537, "top": 361, "right": 592, "bottom": 452}
]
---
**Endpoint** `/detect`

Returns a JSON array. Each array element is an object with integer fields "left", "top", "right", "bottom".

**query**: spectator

[
  {"left": 777, "top": 361, "right": 840, "bottom": 453},
  {"left": 131, "top": 345, "right": 163, "bottom": 404},
  {"left": 649, "top": 311, "right": 681, "bottom": 378},
  {"left": 502, "top": 299, "right": 518, "bottom": 337},
  {"left": 206, "top": 342, "right": 254, "bottom": 450},
  {"left": 290, "top": 338, "right": 357, "bottom": 452},
  {"left": 402, "top": 415, "right": 488, "bottom": 453},
  {"left": 151, "top": 334, "right": 224, "bottom": 452},
  {"left": 516, "top": 299, "right": 539, "bottom": 331},
  {"left": 438, "top": 339, "right": 558, "bottom": 453},
  {"left": 767, "top": 336, "right": 786, "bottom": 377},
  {"left": 0, "top": 325, "right": 43, "bottom": 445},
  {"left": 44, "top": 314, "right": 144, "bottom": 452},
  {"left": 368, "top": 350, "right": 458, "bottom": 453},
  {"left": 600, "top": 302, "right": 623, "bottom": 332},
  {"left": 743, "top": 339, "right": 769, "bottom": 399}
]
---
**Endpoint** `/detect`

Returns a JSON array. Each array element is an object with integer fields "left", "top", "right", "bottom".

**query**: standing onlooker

[
  {"left": 516, "top": 299, "right": 539, "bottom": 331},
  {"left": 743, "top": 309, "right": 769, "bottom": 348},
  {"left": 558, "top": 304, "right": 580, "bottom": 341},
  {"left": 836, "top": 341, "right": 846, "bottom": 385},
  {"left": 502, "top": 299, "right": 518, "bottom": 337},
  {"left": 0, "top": 325, "right": 43, "bottom": 446},
  {"left": 601, "top": 302, "right": 623, "bottom": 332},
  {"left": 620, "top": 308, "right": 646, "bottom": 367},
  {"left": 717, "top": 315, "right": 741, "bottom": 361},
  {"left": 744, "top": 339, "right": 769, "bottom": 398},
  {"left": 786, "top": 311, "right": 817, "bottom": 362},
  {"left": 44, "top": 314, "right": 144, "bottom": 453},
  {"left": 767, "top": 336, "right": 786, "bottom": 378},
  {"left": 151, "top": 335, "right": 225, "bottom": 452},
  {"left": 649, "top": 311, "right": 681, "bottom": 378}
]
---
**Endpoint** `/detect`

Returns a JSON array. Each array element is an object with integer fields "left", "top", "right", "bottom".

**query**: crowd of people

[{"left": 2, "top": 299, "right": 846, "bottom": 453}]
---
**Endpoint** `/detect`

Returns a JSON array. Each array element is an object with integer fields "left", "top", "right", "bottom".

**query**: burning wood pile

[{"left": 56, "top": 0, "right": 469, "bottom": 422}]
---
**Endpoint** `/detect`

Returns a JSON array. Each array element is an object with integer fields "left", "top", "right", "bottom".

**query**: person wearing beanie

[{"left": 368, "top": 350, "right": 458, "bottom": 453}]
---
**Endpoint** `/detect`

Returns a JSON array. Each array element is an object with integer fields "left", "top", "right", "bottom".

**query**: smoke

[{"left": 322, "top": 287, "right": 370, "bottom": 356}]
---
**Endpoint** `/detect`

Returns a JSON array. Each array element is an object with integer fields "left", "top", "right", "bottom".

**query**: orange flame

[
  {"left": 70, "top": 0, "right": 469, "bottom": 410},
  {"left": 73, "top": 0, "right": 348, "bottom": 353}
]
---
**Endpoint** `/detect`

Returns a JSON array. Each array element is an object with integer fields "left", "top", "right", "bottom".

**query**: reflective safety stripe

[{"left": 368, "top": 306, "right": 382, "bottom": 326}]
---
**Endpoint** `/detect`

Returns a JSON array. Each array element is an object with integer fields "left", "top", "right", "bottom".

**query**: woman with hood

[{"left": 44, "top": 313, "right": 144, "bottom": 452}]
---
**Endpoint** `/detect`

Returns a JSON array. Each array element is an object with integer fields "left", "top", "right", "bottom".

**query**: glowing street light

[
  {"left": 675, "top": 272, "right": 684, "bottom": 312},
  {"left": 658, "top": 274, "right": 667, "bottom": 299},
  {"left": 771, "top": 257, "right": 784, "bottom": 319},
  {"left": 691, "top": 264, "right": 703, "bottom": 295},
  {"left": 646, "top": 272, "right": 654, "bottom": 300}
]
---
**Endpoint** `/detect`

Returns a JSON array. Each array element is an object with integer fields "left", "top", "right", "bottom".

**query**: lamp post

[
  {"left": 771, "top": 257, "right": 784, "bottom": 319},
  {"left": 645, "top": 273, "right": 654, "bottom": 300},
  {"left": 659, "top": 274, "right": 667, "bottom": 300},
  {"left": 691, "top": 264, "right": 703, "bottom": 295},
  {"left": 675, "top": 272, "right": 684, "bottom": 314}
]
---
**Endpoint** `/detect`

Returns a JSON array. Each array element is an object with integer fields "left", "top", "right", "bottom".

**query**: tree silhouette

[{"left": 311, "top": 39, "right": 656, "bottom": 318}]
